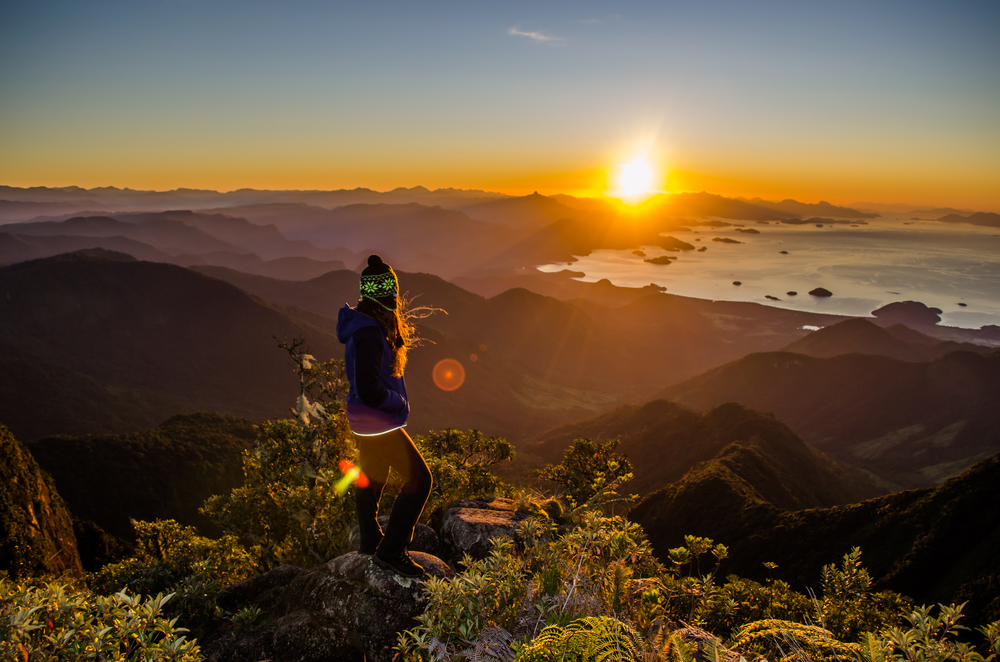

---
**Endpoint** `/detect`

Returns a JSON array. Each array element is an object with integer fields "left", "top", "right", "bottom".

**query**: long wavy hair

[{"left": 361, "top": 293, "right": 438, "bottom": 377}]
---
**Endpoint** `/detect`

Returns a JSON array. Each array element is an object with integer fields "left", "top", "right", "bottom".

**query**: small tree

[
  {"left": 202, "top": 338, "right": 358, "bottom": 571},
  {"left": 536, "top": 438, "right": 634, "bottom": 508}
]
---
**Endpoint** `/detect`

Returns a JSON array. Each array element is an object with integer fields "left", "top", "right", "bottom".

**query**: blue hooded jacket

[{"left": 336, "top": 304, "right": 409, "bottom": 434}]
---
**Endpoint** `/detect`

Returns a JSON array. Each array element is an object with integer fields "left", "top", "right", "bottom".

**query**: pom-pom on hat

[{"left": 359, "top": 254, "right": 399, "bottom": 311}]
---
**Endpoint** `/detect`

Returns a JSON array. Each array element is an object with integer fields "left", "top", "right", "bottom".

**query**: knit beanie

[{"left": 359, "top": 254, "right": 399, "bottom": 311}]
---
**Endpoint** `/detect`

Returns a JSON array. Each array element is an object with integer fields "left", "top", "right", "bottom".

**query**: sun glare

[{"left": 609, "top": 154, "right": 660, "bottom": 204}]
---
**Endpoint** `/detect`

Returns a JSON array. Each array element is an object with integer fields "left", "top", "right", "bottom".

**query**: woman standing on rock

[{"left": 336, "top": 254, "right": 433, "bottom": 578}]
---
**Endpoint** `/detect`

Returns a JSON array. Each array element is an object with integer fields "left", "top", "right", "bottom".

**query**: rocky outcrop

[
  {"left": 0, "top": 423, "right": 82, "bottom": 577},
  {"left": 202, "top": 552, "right": 454, "bottom": 662},
  {"left": 440, "top": 497, "right": 529, "bottom": 565},
  {"left": 203, "top": 496, "right": 538, "bottom": 662}
]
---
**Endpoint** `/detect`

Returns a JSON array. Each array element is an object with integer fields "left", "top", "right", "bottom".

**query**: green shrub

[
  {"left": 413, "top": 428, "right": 516, "bottom": 526},
  {"left": 89, "top": 519, "right": 254, "bottom": 638},
  {"left": 396, "top": 507, "right": 664, "bottom": 661},
  {"left": 0, "top": 577, "right": 201, "bottom": 661}
]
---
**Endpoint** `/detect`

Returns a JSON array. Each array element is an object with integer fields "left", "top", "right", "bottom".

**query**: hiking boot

[{"left": 373, "top": 550, "right": 424, "bottom": 578}]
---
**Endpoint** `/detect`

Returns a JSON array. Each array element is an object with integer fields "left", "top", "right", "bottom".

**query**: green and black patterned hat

[{"left": 359, "top": 254, "right": 399, "bottom": 311}]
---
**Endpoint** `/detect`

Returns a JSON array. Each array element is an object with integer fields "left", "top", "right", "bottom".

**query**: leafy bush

[
  {"left": 89, "top": 519, "right": 255, "bottom": 638},
  {"left": 817, "top": 547, "right": 912, "bottom": 641},
  {"left": 0, "top": 577, "right": 200, "bottom": 661},
  {"left": 414, "top": 428, "right": 515, "bottom": 526}
]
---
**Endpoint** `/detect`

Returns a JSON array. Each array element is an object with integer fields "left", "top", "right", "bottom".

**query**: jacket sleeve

[{"left": 352, "top": 326, "right": 406, "bottom": 414}]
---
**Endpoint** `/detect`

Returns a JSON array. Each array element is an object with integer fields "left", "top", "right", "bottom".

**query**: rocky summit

[{"left": 202, "top": 496, "right": 531, "bottom": 662}]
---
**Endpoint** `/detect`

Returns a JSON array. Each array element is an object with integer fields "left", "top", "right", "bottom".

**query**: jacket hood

[{"left": 336, "top": 304, "right": 382, "bottom": 344}]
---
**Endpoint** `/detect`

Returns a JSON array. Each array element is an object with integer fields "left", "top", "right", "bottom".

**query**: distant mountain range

[
  {"left": 936, "top": 212, "right": 1000, "bottom": 228},
  {"left": 0, "top": 185, "right": 504, "bottom": 220},
  {"left": 0, "top": 212, "right": 351, "bottom": 280},
  {"left": 736, "top": 197, "right": 880, "bottom": 219}
]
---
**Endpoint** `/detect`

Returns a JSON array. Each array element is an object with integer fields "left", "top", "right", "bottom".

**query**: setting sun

[{"left": 610, "top": 155, "right": 660, "bottom": 203}]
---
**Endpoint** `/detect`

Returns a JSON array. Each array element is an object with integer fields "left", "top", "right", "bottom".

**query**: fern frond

[
  {"left": 458, "top": 624, "right": 516, "bottom": 662},
  {"left": 729, "top": 618, "right": 859, "bottom": 662},
  {"left": 514, "top": 616, "right": 642, "bottom": 661}
]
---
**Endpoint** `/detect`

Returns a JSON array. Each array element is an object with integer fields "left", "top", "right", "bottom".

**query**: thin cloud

[{"left": 508, "top": 27, "right": 562, "bottom": 43}]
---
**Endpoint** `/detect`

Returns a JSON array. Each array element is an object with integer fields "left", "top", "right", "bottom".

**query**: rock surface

[
  {"left": 440, "top": 496, "right": 529, "bottom": 565},
  {"left": 202, "top": 552, "right": 454, "bottom": 662},
  {"left": 0, "top": 424, "right": 83, "bottom": 578}
]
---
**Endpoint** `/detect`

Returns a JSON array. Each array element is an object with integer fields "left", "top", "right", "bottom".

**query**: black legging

[{"left": 353, "top": 427, "right": 433, "bottom": 557}]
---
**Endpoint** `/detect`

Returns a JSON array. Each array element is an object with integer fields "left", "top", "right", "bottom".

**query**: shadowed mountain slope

[
  {"left": 25, "top": 413, "right": 257, "bottom": 541},
  {"left": 657, "top": 350, "right": 1000, "bottom": 488},
  {"left": 630, "top": 451, "right": 1000, "bottom": 625},
  {"left": 0, "top": 250, "right": 336, "bottom": 439},
  {"left": 528, "top": 400, "right": 882, "bottom": 500},
  {"left": 0, "top": 230, "right": 346, "bottom": 281}
]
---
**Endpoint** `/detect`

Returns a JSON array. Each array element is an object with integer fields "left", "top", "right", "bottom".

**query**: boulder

[
  {"left": 202, "top": 552, "right": 454, "bottom": 662},
  {"left": 809, "top": 287, "right": 833, "bottom": 297},
  {"left": 440, "top": 497, "right": 529, "bottom": 566}
]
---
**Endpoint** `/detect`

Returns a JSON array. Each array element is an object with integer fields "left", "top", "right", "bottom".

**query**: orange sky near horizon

[{"left": 5, "top": 160, "right": 996, "bottom": 212}]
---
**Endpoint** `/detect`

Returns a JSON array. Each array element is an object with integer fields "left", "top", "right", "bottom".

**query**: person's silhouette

[{"left": 336, "top": 254, "right": 432, "bottom": 578}]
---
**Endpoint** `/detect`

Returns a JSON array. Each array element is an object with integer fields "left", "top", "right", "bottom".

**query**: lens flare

[
  {"left": 335, "top": 459, "right": 369, "bottom": 493},
  {"left": 432, "top": 358, "right": 466, "bottom": 391}
]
